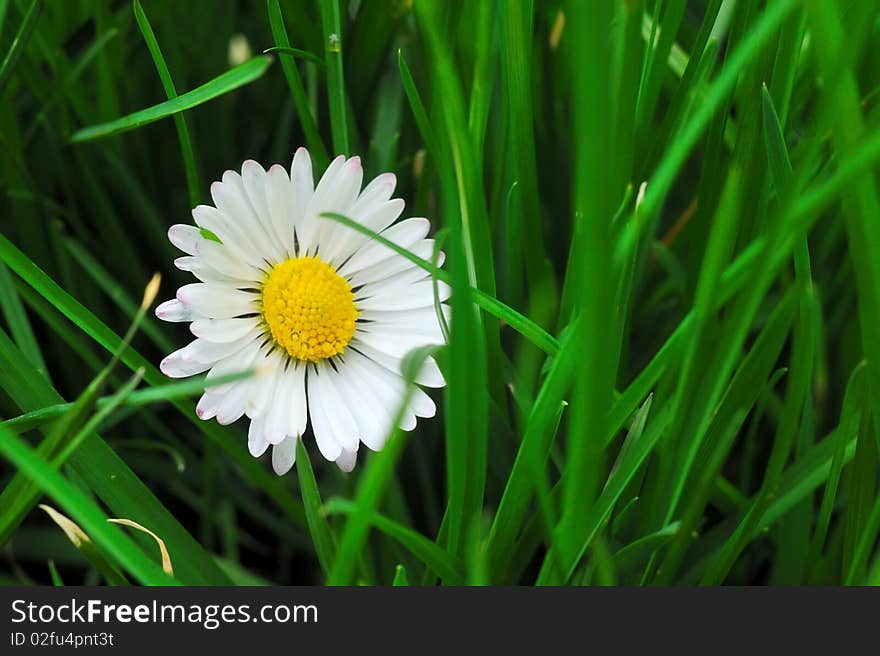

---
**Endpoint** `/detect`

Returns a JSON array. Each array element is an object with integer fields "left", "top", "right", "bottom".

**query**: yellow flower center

[{"left": 261, "top": 256, "right": 358, "bottom": 362}]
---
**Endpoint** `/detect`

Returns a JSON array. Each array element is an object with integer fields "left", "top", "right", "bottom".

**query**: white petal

[
  {"left": 352, "top": 342, "right": 445, "bottom": 388},
  {"left": 195, "top": 239, "right": 263, "bottom": 281},
  {"left": 261, "top": 361, "right": 306, "bottom": 444},
  {"left": 340, "top": 217, "right": 430, "bottom": 275},
  {"left": 266, "top": 164, "right": 296, "bottom": 257},
  {"left": 215, "top": 381, "right": 251, "bottom": 425},
  {"left": 333, "top": 199, "right": 409, "bottom": 276},
  {"left": 245, "top": 354, "right": 282, "bottom": 419},
  {"left": 196, "top": 390, "right": 224, "bottom": 420},
  {"left": 332, "top": 358, "right": 394, "bottom": 451},
  {"left": 190, "top": 317, "right": 259, "bottom": 342},
  {"left": 272, "top": 435, "right": 298, "bottom": 475},
  {"left": 326, "top": 175, "right": 400, "bottom": 261},
  {"left": 168, "top": 224, "right": 202, "bottom": 255},
  {"left": 183, "top": 332, "right": 259, "bottom": 365},
  {"left": 351, "top": 172, "right": 396, "bottom": 217},
  {"left": 359, "top": 198, "right": 405, "bottom": 234},
  {"left": 354, "top": 331, "right": 442, "bottom": 363},
  {"left": 408, "top": 387, "right": 437, "bottom": 418},
  {"left": 241, "top": 160, "right": 287, "bottom": 263},
  {"left": 355, "top": 267, "right": 442, "bottom": 308},
  {"left": 248, "top": 417, "right": 270, "bottom": 457},
  {"left": 335, "top": 447, "right": 358, "bottom": 473},
  {"left": 319, "top": 367, "right": 361, "bottom": 451},
  {"left": 298, "top": 155, "right": 344, "bottom": 254},
  {"left": 290, "top": 147, "right": 315, "bottom": 253},
  {"left": 204, "top": 340, "right": 264, "bottom": 394},
  {"left": 398, "top": 411, "right": 417, "bottom": 431},
  {"left": 155, "top": 298, "right": 199, "bottom": 323},
  {"left": 348, "top": 241, "right": 442, "bottom": 288},
  {"left": 318, "top": 157, "right": 366, "bottom": 265},
  {"left": 159, "top": 350, "right": 212, "bottom": 378},
  {"left": 174, "top": 256, "right": 242, "bottom": 285},
  {"left": 345, "top": 351, "right": 418, "bottom": 433},
  {"left": 345, "top": 350, "right": 406, "bottom": 414},
  {"left": 177, "top": 283, "right": 257, "bottom": 318},
  {"left": 359, "top": 305, "right": 450, "bottom": 342},
  {"left": 286, "top": 362, "right": 308, "bottom": 438},
  {"left": 355, "top": 279, "right": 451, "bottom": 312},
  {"left": 417, "top": 355, "right": 445, "bottom": 388},
  {"left": 306, "top": 367, "right": 343, "bottom": 462},
  {"left": 213, "top": 172, "right": 280, "bottom": 264},
  {"left": 192, "top": 204, "right": 262, "bottom": 268},
  {"left": 264, "top": 371, "right": 292, "bottom": 445}
]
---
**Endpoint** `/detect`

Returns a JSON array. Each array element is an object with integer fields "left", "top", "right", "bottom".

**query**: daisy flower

[{"left": 155, "top": 148, "right": 448, "bottom": 474}]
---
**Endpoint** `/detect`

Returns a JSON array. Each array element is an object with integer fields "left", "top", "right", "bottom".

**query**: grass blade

[
  {"left": 69, "top": 56, "right": 273, "bottom": 143},
  {"left": 0, "top": 424, "right": 177, "bottom": 585},
  {"left": 133, "top": 0, "right": 200, "bottom": 207},
  {"left": 266, "top": 0, "right": 327, "bottom": 166},
  {"left": 325, "top": 498, "right": 464, "bottom": 584},
  {"left": 295, "top": 440, "right": 336, "bottom": 577},
  {"left": 0, "top": 0, "right": 41, "bottom": 97},
  {"left": 317, "top": 0, "right": 348, "bottom": 154}
]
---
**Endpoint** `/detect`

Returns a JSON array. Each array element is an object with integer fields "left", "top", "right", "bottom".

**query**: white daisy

[{"left": 155, "top": 148, "right": 449, "bottom": 474}]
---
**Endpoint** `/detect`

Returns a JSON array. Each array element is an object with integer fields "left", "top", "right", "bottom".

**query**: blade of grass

[
  {"left": 295, "top": 440, "right": 336, "bottom": 577},
  {"left": 266, "top": 0, "right": 327, "bottom": 167},
  {"left": 443, "top": 217, "right": 488, "bottom": 562},
  {"left": 0, "top": 275, "right": 159, "bottom": 546},
  {"left": 500, "top": 0, "right": 549, "bottom": 294},
  {"left": 326, "top": 347, "right": 435, "bottom": 584},
  {"left": 47, "top": 560, "right": 63, "bottom": 586},
  {"left": 0, "top": 0, "right": 41, "bottom": 97},
  {"left": 661, "top": 170, "right": 743, "bottom": 521},
  {"left": 23, "top": 26, "right": 119, "bottom": 144},
  {"left": 322, "top": 211, "right": 557, "bottom": 356},
  {"left": 466, "top": 0, "right": 493, "bottom": 156},
  {"left": 262, "top": 46, "right": 324, "bottom": 67},
  {"left": 701, "top": 287, "right": 817, "bottom": 584},
  {"left": 317, "top": 0, "right": 348, "bottom": 154},
  {"left": 616, "top": 0, "right": 801, "bottom": 267},
  {"left": 545, "top": 403, "right": 673, "bottom": 583},
  {"left": 807, "top": 0, "right": 880, "bottom": 582},
  {"left": 69, "top": 55, "right": 273, "bottom": 143},
  {"left": 391, "top": 563, "right": 408, "bottom": 586},
  {"left": 655, "top": 289, "right": 798, "bottom": 583},
  {"left": 40, "top": 505, "right": 129, "bottom": 586},
  {"left": 0, "top": 260, "right": 46, "bottom": 376},
  {"left": 325, "top": 498, "right": 464, "bottom": 584},
  {"left": 0, "top": 424, "right": 177, "bottom": 585},
  {"left": 3, "top": 369, "right": 255, "bottom": 433},
  {"left": 484, "top": 323, "right": 579, "bottom": 578},
  {"left": 546, "top": 0, "right": 617, "bottom": 583},
  {"left": 132, "top": 0, "right": 200, "bottom": 207},
  {"left": 0, "top": 232, "right": 307, "bottom": 531},
  {"left": 806, "top": 362, "right": 865, "bottom": 569}
]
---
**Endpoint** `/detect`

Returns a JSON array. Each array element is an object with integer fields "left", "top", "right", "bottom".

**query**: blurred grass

[{"left": 1, "top": 0, "right": 879, "bottom": 586}]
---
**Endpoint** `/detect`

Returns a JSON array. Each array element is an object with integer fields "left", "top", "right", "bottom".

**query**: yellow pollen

[{"left": 261, "top": 256, "right": 358, "bottom": 362}]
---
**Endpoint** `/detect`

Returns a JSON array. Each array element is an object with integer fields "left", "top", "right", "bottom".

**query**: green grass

[{"left": 1, "top": 0, "right": 879, "bottom": 586}]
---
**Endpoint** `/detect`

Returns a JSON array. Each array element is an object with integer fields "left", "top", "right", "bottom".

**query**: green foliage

[{"left": 1, "top": 0, "right": 879, "bottom": 586}]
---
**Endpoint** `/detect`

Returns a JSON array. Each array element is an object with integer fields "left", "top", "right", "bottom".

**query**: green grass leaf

[
  {"left": 0, "top": 0, "right": 41, "bottom": 97},
  {"left": 325, "top": 498, "right": 464, "bottom": 584},
  {"left": 295, "top": 440, "right": 336, "bottom": 577},
  {"left": 266, "top": 0, "right": 327, "bottom": 167},
  {"left": 133, "top": 0, "right": 200, "bottom": 207},
  {"left": 322, "top": 211, "right": 557, "bottom": 356},
  {"left": 0, "top": 424, "right": 177, "bottom": 585},
  {"left": 317, "top": 0, "right": 348, "bottom": 155},
  {"left": 69, "top": 56, "right": 273, "bottom": 143},
  {"left": 0, "top": 232, "right": 307, "bottom": 532}
]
